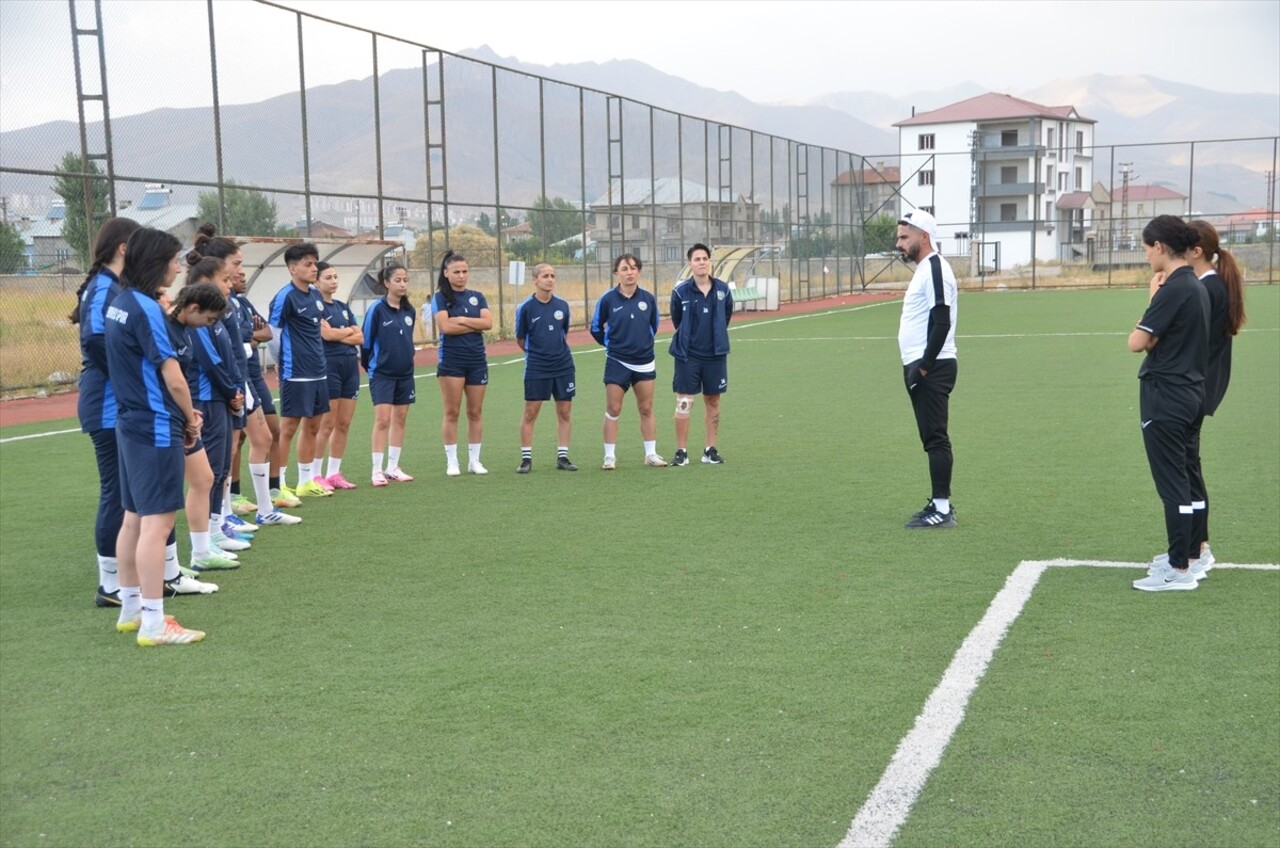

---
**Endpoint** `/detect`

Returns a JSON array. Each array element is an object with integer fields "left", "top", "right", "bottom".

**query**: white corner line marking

[{"left": 839, "top": 558, "right": 1280, "bottom": 848}]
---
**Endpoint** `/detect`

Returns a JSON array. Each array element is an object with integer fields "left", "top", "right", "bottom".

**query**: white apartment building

[{"left": 894, "top": 93, "right": 1096, "bottom": 269}]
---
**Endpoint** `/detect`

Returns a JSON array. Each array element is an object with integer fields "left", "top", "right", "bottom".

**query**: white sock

[
  {"left": 192, "top": 531, "right": 210, "bottom": 558},
  {"left": 557, "top": 445, "right": 569, "bottom": 458},
  {"left": 604, "top": 443, "right": 616, "bottom": 460},
  {"left": 140, "top": 597, "right": 164, "bottom": 633},
  {"left": 119, "top": 586, "right": 142, "bottom": 620},
  {"left": 221, "top": 478, "right": 233, "bottom": 520},
  {"left": 468, "top": 443, "right": 482, "bottom": 463},
  {"left": 388, "top": 446, "right": 402, "bottom": 469},
  {"left": 444, "top": 444, "right": 458, "bottom": 465},
  {"left": 276, "top": 467, "right": 288, "bottom": 489},
  {"left": 250, "top": 463, "right": 273, "bottom": 514},
  {"left": 933, "top": 498, "right": 951, "bottom": 515},
  {"left": 210, "top": 513, "right": 223, "bottom": 536},
  {"left": 165, "top": 542, "right": 179, "bottom": 581},
  {"left": 643, "top": 440, "right": 656, "bottom": 456},
  {"left": 328, "top": 456, "right": 342, "bottom": 477},
  {"left": 372, "top": 452, "right": 384, "bottom": 473},
  {"left": 98, "top": 555, "right": 119, "bottom": 592},
  {"left": 298, "top": 461, "right": 312, "bottom": 484}
]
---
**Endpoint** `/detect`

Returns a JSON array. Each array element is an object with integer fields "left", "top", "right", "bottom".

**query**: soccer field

[{"left": 1, "top": 286, "right": 1277, "bottom": 848}]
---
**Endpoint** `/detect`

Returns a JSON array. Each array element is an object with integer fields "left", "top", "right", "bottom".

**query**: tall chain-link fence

[{"left": 1, "top": 0, "right": 1276, "bottom": 393}]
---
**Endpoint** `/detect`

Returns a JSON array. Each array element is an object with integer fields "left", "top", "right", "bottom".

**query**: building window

[
  {"left": 629, "top": 246, "right": 643, "bottom": 260},
  {"left": 1045, "top": 200, "right": 1053, "bottom": 222},
  {"left": 1000, "top": 203, "right": 1017, "bottom": 222},
  {"left": 631, "top": 215, "right": 641, "bottom": 228},
  {"left": 609, "top": 215, "right": 621, "bottom": 229},
  {"left": 918, "top": 133, "right": 935, "bottom": 150},
  {"left": 1045, "top": 165, "right": 1053, "bottom": 188},
  {"left": 1001, "top": 166, "right": 1018, "bottom": 184},
  {"left": 663, "top": 245, "right": 680, "bottom": 261},
  {"left": 918, "top": 170, "right": 934, "bottom": 186},
  {"left": 1001, "top": 130, "right": 1018, "bottom": 147},
  {"left": 666, "top": 217, "right": 680, "bottom": 233},
  {"left": 1058, "top": 173, "right": 1067, "bottom": 192},
  {"left": 1074, "top": 167, "right": 1083, "bottom": 190},
  {"left": 921, "top": 205, "right": 934, "bottom": 215},
  {"left": 1046, "top": 128, "right": 1055, "bottom": 152},
  {"left": 1076, "top": 130, "right": 1084, "bottom": 154}
]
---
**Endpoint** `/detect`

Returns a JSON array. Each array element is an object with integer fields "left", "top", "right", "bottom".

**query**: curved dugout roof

[{"left": 236, "top": 238, "right": 405, "bottom": 314}]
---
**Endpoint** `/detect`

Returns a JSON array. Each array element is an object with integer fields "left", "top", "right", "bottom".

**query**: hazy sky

[{"left": 1, "top": 0, "right": 1277, "bottom": 130}]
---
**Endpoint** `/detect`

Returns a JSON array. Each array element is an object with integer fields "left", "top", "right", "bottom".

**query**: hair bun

[{"left": 185, "top": 247, "right": 203, "bottom": 266}]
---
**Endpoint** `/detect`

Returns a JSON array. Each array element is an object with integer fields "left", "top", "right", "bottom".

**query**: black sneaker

[
  {"left": 671, "top": 449, "right": 689, "bottom": 467},
  {"left": 701, "top": 447, "right": 724, "bottom": 465},
  {"left": 556, "top": 456, "right": 578, "bottom": 472},
  {"left": 95, "top": 586, "right": 121, "bottom": 608},
  {"left": 905, "top": 502, "right": 957, "bottom": 529},
  {"left": 516, "top": 457, "right": 532, "bottom": 474}
]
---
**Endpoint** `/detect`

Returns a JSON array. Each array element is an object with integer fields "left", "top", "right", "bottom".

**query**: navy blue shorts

[
  {"left": 673, "top": 357, "right": 728, "bottom": 396},
  {"left": 280, "top": 379, "right": 330, "bottom": 419},
  {"left": 603, "top": 357, "right": 656, "bottom": 390},
  {"left": 437, "top": 361, "right": 488, "bottom": 386},
  {"left": 525, "top": 373, "right": 576, "bottom": 402},
  {"left": 198, "top": 400, "right": 232, "bottom": 476},
  {"left": 117, "top": 432, "right": 185, "bottom": 516},
  {"left": 249, "top": 372, "right": 277, "bottom": 416},
  {"left": 326, "top": 355, "right": 361, "bottom": 400},
  {"left": 370, "top": 375, "right": 416, "bottom": 405}
]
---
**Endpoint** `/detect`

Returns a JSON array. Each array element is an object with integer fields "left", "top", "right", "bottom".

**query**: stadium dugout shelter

[{"left": 674, "top": 245, "right": 781, "bottom": 311}]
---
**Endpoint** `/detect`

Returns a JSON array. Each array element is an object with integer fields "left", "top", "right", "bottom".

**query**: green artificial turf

[{"left": 1, "top": 287, "right": 1276, "bottom": 847}]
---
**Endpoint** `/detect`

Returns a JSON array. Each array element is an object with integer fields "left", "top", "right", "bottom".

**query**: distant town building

[
  {"left": 588, "top": 178, "right": 760, "bottom": 263},
  {"left": 830, "top": 164, "right": 901, "bottom": 230},
  {"left": 1211, "top": 207, "right": 1278, "bottom": 242},
  {"left": 895, "top": 92, "right": 1096, "bottom": 268},
  {"left": 1089, "top": 182, "right": 1188, "bottom": 249}
]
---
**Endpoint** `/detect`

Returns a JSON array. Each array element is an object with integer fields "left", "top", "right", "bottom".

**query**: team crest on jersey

[
  {"left": 403, "top": 315, "right": 413, "bottom": 326},
  {"left": 315, "top": 300, "right": 324, "bottom": 311},
  {"left": 343, "top": 310, "right": 350, "bottom": 320},
  {"left": 553, "top": 310, "right": 564, "bottom": 321},
  {"left": 717, "top": 291, "right": 725, "bottom": 300},
  {"left": 469, "top": 296, "right": 479, "bottom": 306},
  {"left": 638, "top": 301, "right": 648, "bottom": 311}
]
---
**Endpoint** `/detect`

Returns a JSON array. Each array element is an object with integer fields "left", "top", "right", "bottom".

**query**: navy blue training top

[
  {"left": 188, "top": 319, "right": 241, "bottom": 404},
  {"left": 322, "top": 298, "right": 360, "bottom": 359},
  {"left": 268, "top": 282, "right": 327, "bottom": 380},
  {"left": 362, "top": 297, "right": 417, "bottom": 379},
  {"left": 104, "top": 289, "right": 187, "bottom": 448},
  {"left": 77, "top": 269, "right": 122, "bottom": 432},
  {"left": 431, "top": 289, "right": 489, "bottom": 369},
  {"left": 515, "top": 294, "right": 574, "bottom": 379},
  {"left": 230, "top": 293, "right": 265, "bottom": 379},
  {"left": 590, "top": 286, "right": 659, "bottom": 365}
]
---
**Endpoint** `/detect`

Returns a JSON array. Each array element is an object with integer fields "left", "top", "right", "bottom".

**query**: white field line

[
  {"left": 0, "top": 300, "right": 894, "bottom": 444},
  {"left": 839, "top": 558, "right": 1280, "bottom": 848}
]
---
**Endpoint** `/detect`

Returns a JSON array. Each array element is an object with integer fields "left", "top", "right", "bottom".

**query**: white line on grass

[{"left": 839, "top": 558, "right": 1280, "bottom": 848}]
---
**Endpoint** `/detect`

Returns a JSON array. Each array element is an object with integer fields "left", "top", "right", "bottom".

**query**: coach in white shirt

[{"left": 896, "top": 210, "right": 959, "bottom": 529}]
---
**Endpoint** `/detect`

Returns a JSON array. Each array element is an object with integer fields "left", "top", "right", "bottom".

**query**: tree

[
  {"left": 409, "top": 224, "right": 499, "bottom": 270},
  {"left": 476, "top": 211, "right": 494, "bottom": 235},
  {"left": 52, "top": 152, "right": 110, "bottom": 270},
  {"left": 197, "top": 180, "right": 278, "bottom": 236},
  {"left": 0, "top": 221, "right": 26, "bottom": 273},
  {"left": 862, "top": 214, "right": 899, "bottom": 255},
  {"left": 527, "top": 196, "right": 582, "bottom": 247}
]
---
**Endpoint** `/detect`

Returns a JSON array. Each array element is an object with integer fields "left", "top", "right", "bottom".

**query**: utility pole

[
  {"left": 0, "top": 196, "right": 8, "bottom": 225},
  {"left": 1119, "top": 162, "right": 1135, "bottom": 248}
]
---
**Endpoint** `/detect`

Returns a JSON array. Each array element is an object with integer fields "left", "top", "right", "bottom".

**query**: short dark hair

[
  {"left": 185, "top": 255, "right": 225, "bottom": 286},
  {"left": 284, "top": 243, "right": 319, "bottom": 265},
  {"left": 170, "top": 281, "right": 227, "bottom": 318},
  {"left": 687, "top": 243, "right": 711, "bottom": 261},
  {"left": 120, "top": 227, "right": 182, "bottom": 298},
  {"left": 612, "top": 253, "right": 642, "bottom": 273}
]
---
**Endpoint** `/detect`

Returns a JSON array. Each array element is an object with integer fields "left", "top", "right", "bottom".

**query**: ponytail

[{"left": 436, "top": 251, "right": 464, "bottom": 310}]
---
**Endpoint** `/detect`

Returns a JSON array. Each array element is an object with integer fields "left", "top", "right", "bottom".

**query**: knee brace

[
  {"left": 675, "top": 395, "right": 694, "bottom": 419},
  {"left": 604, "top": 411, "right": 620, "bottom": 422}
]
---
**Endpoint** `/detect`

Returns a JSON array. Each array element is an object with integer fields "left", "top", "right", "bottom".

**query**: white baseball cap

[{"left": 898, "top": 209, "right": 940, "bottom": 244}]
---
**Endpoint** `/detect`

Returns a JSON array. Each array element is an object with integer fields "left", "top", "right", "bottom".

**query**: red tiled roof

[
  {"left": 1107, "top": 184, "right": 1187, "bottom": 202},
  {"left": 894, "top": 92, "right": 1094, "bottom": 127},
  {"left": 832, "top": 166, "right": 901, "bottom": 187},
  {"left": 1056, "top": 191, "right": 1093, "bottom": 210},
  {"left": 1217, "top": 207, "right": 1278, "bottom": 225}
]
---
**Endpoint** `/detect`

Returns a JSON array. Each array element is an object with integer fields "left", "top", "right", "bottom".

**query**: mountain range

[{"left": 1, "top": 47, "right": 1275, "bottom": 222}]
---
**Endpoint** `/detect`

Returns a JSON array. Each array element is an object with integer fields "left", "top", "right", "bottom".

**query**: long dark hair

[
  {"left": 185, "top": 255, "right": 225, "bottom": 286},
  {"left": 70, "top": 216, "right": 142, "bottom": 323},
  {"left": 188, "top": 222, "right": 241, "bottom": 262},
  {"left": 436, "top": 251, "right": 465, "bottom": 309},
  {"left": 1141, "top": 215, "right": 1199, "bottom": 256},
  {"left": 120, "top": 228, "right": 182, "bottom": 298},
  {"left": 169, "top": 281, "right": 227, "bottom": 322},
  {"left": 379, "top": 262, "right": 410, "bottom": 308},
  {"left": 1189, "top": 219, "right": 1246, "bottom": 336}
]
